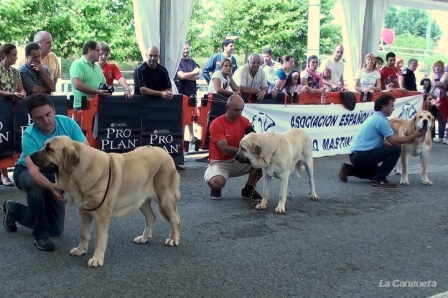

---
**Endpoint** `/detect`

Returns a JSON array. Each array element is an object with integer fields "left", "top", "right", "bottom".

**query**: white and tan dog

[
  {"left": 235, "top": 129, "right": 319, "bottom": 213},
  {"left": 30, "top": 136, "right": 180, "bottom": 267},
  {"left": 389, "top": 110, "right": 434, "bottom": 185}
]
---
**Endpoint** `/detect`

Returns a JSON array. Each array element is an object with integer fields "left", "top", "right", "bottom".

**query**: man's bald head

[
  {"left": 226, "top": 95, "right": 244, "bottom": 122},
  {"left": 146, "top": 46, "right": 160, "bottom": 68},
  {"left": 333, "top": 45, "right": 344, "bottom": 61},
  {"left": 227, "top": 94, "right": 244, "bottom": 106}
]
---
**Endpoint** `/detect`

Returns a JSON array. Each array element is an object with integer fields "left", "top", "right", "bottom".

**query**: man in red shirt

[
  {"left": 98, "top": 42, "right": 132, "bottom": 100},
  {"left": 204, "top": 95, "right": 262, "bottom": 201},
  {"left": 380, "top": 52, "right": 400, "bottom": 90}
]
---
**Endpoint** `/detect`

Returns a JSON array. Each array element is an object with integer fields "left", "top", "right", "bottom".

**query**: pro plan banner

[
  {"left": 141, "top": 95, "right": 184, "bottom": 166},
  {"left": 242, "top": 94, "right": 423, "bottom": 158},
  {"left": 0, "top": 98, "right": 14, "bottom": 158},
  {"left": 96, "top": 95, "right": 184, "bottom": 165},
  {"left": 97, "top": 96, "right": 143, "bottom": 152}
]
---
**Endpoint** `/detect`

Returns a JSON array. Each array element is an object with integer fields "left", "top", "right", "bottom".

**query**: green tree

[
  {"left": 0, "top": 0, "right": 139, "bottom": 61},
  {"left": 384, "top": 6, "right": 442, "bottom": 40},
  {"left": 195, "top": 0, "right": 341, "bottom": 63},
  {"left": 186, "top": 0, "right": 215, "bottom": 59}
]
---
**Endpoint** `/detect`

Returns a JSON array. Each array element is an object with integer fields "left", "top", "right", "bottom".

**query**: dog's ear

[
  {"left": 63, "top": 146, "right": 80, "bottom": 173},
  {"left": 251, "top": 142, "right": 262, "bottom": 157},
  {"left": 412, "top": 115, "right": 417, "bottom": 129},
  {"left": 252, "top": 140, "right": 275, "bottom": 168},
  {"left": 429, "top": 114, "right": 435, "bottom": 130},
  {"left": 410, "top": 115, "right": 418, "bottom": 132}
]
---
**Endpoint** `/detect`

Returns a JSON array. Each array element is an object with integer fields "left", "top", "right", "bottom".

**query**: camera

[{"left": 98, "top": 83, "right": 114, "bottom": 94}]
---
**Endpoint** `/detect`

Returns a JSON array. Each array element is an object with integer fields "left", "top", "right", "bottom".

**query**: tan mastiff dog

[
  {"left": 389, "top": 110, "right": 434, "bottom": 185},
  {"left": 235, "top": 128, "right": 319, "bottom": 213},
  {"left": 30, "top": 136, "right": 180, "bottom": 267}
]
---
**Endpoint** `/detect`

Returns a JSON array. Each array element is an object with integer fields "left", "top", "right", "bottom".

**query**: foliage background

[
  {"left": 1, "top": 0, "right": 342, "bottom": 67},
  {"left": 187, "top": 0, "right": 341, "bottom": 65},
  {"left": 1, "top": 0, "right": 446, "bottom": 77}
]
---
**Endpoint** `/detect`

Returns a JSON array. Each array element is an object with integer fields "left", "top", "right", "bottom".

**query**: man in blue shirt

[
  {"left": 202, "top": 39, "right": 238, "bottom": 85},
  {"left": 339, "top": 93, "right": 424, "bottom": 187},
  {"left": 3, "top": 94, "right": 88, "bottom": 251}
]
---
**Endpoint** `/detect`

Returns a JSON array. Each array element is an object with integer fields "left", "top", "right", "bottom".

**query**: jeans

[
  {"left": 349, "top": 146, "right": 401, "bottom": 182},
  {"left": 11, "top": 164, "right": 65, "bottom": 241},
  {"left": 437, "top": 111, "right": 447, "bottom": 140}
]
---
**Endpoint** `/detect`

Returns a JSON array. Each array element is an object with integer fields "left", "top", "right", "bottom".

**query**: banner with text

[
  {"left": 0, "top": 99, "right": 14, "bottom": 158},
  {"left": 242, "top": 94, "right": 423, "bottom": 157}
]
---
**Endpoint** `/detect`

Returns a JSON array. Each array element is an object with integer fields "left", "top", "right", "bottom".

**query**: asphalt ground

[{"left": 1, "top": 144, "right": 448, "bottom": 298}]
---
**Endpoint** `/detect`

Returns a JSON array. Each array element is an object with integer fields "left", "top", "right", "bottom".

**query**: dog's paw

[
  {"left": 133, "top": 235, "right": 150, "bottom": 244},
  {"left": 164, "top": 238, "right": 179, "bottom": 247},
  {"left": 422, "top": 179, "right": 433, "bottom": 186},
  {"left": 275, "top": 206, "right": 286, "bottom": 214},
  {"left": 87, "top": 257, "right": 104, "bottom": 268},
  {"left": 400, "top": 180, "right": 410, "bottom": 186},
  {"left": 255, "top": 202, "right": 268, "bottom": 210},
  {"left": 69, "top": 247, "right": 87, "bottom": 256},
  {"left": 310, "top": 195, "right": 319, "bottom": 201}
]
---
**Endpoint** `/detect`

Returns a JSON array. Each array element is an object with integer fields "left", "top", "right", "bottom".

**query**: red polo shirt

[{"left": 101, "top": 62, "right": 123, "bottom": 86}]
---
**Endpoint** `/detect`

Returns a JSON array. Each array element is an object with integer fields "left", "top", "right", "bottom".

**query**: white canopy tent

[
  {"left": 132, "top": 0, "right": 195, "bottom": 92},
  {"left": 340, "top": 0, "right": 448, "bottom": 84},
  {"left": 131, "top": 0, "right": 448, "bottom": 87}
]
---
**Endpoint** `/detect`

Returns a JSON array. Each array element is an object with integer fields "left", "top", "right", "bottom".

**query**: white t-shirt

[
  {"left": 208, "top": 70, "right": 231, "bottom": 93},
  {"left": 301, "top": 69, "right": 321, "bottom": 88},
  {"left": 319, "top": 57, "right": 344, "bottom": 85},
  {"left": 354, "top": 69, "right": 381, "bottom": 89}
]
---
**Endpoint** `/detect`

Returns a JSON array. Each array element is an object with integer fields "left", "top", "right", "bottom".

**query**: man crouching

[{"left": 204, "top": 94, "right": 262, "bottom": 202}]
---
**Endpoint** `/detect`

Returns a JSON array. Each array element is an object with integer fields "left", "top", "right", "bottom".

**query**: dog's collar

[{"left": 83, "top": 159, "right": 112, "bottom": 212}]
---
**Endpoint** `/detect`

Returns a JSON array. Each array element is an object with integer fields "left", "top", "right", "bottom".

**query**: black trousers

[{"left": 348, "top": 146, "right": 401, "bottom": 182}]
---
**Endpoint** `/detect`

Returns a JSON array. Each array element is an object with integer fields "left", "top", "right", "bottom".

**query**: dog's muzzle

[
  {"left": 234, "top": 152, "right": 251, "bottom": 164},
  {"left": 39, "top": 163, "right": 59, "bottom": 173},
  {"left": 422, "top": 119, "right": 428, "bottom": 131}
]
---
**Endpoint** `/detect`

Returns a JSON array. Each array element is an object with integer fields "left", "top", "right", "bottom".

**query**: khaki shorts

[{"left": 204, "top": 159, "right": 252, "bottom": 183}]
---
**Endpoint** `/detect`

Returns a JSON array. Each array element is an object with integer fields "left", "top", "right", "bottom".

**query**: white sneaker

[
  {"left": 433, "top": 138, "right": 443, "bottom": 143},
  {"left": 443, "top": 138, "right": 448, "bottom": 144}
]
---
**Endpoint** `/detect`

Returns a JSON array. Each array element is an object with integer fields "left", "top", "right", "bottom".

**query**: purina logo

[
  {"left": 398, "top": 103, "right": 417, "bottom": 120},
  {"left": 251, "top": 112, "right": 276, "bottom": 133},
  {"left": 153, "top": 129, "right": 170, "bottom": 134},
  {"left": 110, "top": 123, "right": 128, "bottom": 128}
]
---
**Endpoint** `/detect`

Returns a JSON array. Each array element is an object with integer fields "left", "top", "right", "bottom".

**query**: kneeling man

[
  {"left": 3, "top": 94, "right": 89, "bottom": 251},
  {"left": 339, "top": 93, "right": 424, "bottom": 187},
  {"left": 204, "top": 94, "right": 262, "bottom": 201}
]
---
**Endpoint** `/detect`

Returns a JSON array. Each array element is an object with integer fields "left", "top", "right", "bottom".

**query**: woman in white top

[
  {"left": 207, "top": 57, "right": 239, "bottom": 95},
  {"left": 354, "top": 53, "right": 381, "bottom": 94},
  {"left": 301, "top": 55, "right": 322, "bottom": 89}
]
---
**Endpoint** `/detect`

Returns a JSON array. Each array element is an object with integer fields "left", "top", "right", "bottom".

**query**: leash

[
  {"left": 248, "top": 169, "right": 261, "bottom": 207},
  {"left": 83, "top": 158, "right": 112, "bottom": 212}
]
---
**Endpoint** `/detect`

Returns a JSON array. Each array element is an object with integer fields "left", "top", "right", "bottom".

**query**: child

[
  {"left": 383, "top": 78, "right": 396, "bottom": 92},
  {"left": 282, "top": 70, "right": 324, "bottom": 95},
  {"left": 420, "top": 78, "right": 431, "bottom": 94},
  {"left": 281, "top": 71, "right": 306, "bottom": 94}
]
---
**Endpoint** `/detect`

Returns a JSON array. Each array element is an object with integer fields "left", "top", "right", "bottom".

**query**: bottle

[
  {"left": 362, "top": 92, "right": 367, "bottom": 102},
  {"left": 320, "top": 92, "right": 326, "bottom": 104}
]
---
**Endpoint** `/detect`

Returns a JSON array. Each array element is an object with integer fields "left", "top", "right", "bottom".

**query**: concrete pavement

[{"left": 1, "top": 145, "right": 448, "bottom": 298}]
